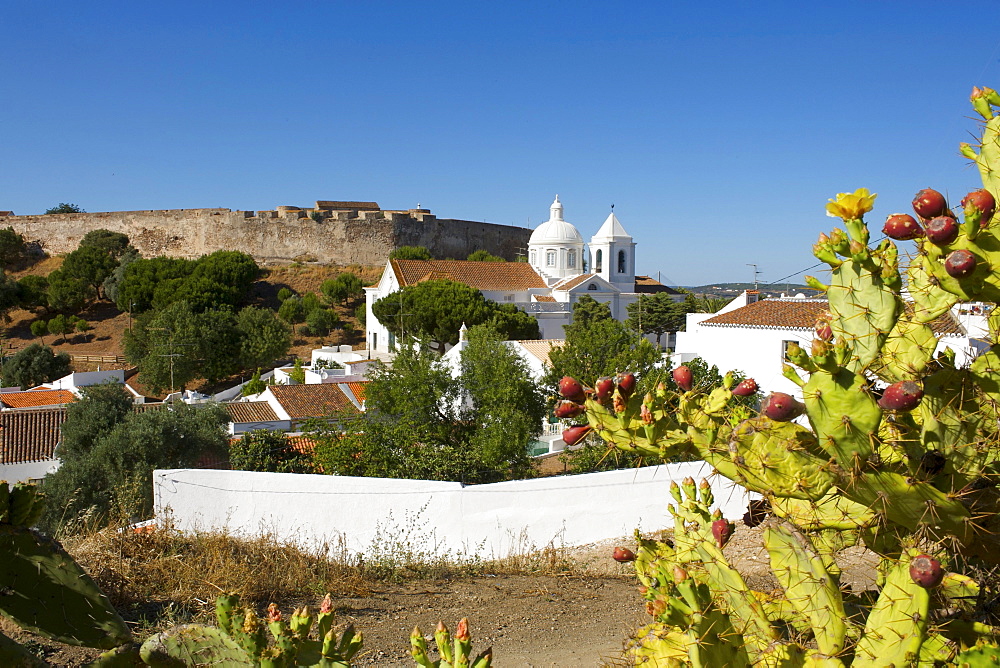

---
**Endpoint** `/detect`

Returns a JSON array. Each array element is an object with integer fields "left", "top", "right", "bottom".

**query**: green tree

[
  {"left": 116, "top": 256, "right": 194, "bottom": 313},
  {"left": 46, "top": 270, "right": 94, "bottom": 312},
  {"left": 277, "top": 287, "right": 294, "bottom": 303},
  {"left": 59, "top": 245, "right": 120, "bottom": 299},
  {"left": 102, "top": 247, "right": 139, "bottom": 305},
  {"left": 0, "top": 227, "right": 26, "bottom": 267},
  {"left": 459, "top": 326, "right": 546, "bottom": 480},
  {"left": 124, "top": 301, "right": 204, "bottom": 393},
  {"left": 278, "top": 296, "right": 305, "bottom": 334},
  {"left": 564, "top": 295, "right": 612, "bottom": 337},
  {"left": 626, "top": 293, "right": 688, "bottom": 349},
  {"left": 288, "top": 358, "right": 306, "bottom": 384},
  {"left": 47, "top": 314, "right": 71, "bottom": 343},
  {"left": 236, "top": 306, "right": 291, "bottom": 371},
  {"left": 0, "top": 271, "right": 22, "bottom": 322},
  {"left": 1, "top": 343, "right": 71, "bottom": 389},
  {"left": 45, "top": 203, "right": 84, "bottom": 214},
  {"left": 241, "top": 369, "right": 266, "bottom": 397},
  {"left": 301, "top": 291, "right": 321, "bottom": 313},
  {"left": 313, "top": 330, "right": 545, "bottom": 484},
  {"left": 79, "top": 229, "right": 131, "bottom": 258},
  {"left": 18, "top": 274, "right": 49, "bottom": 311},
  {"left": 546, "top": 315, "right": 660, "bottom": 391},
  {"left": 229, "top": 429, "right": 315, "bottom": 474},
  {"left": 467, "top": 250, "right": 505, "bottom": 262},
  {"left": 373, "top": 279, "right": 539, "bottom": 353},
  {"left": 41, "top": 392, "right": 227, "bottom": 532},
  {"left": 73, "top": 317, "right": 91, "bottom": 340},
  {"left": 321, "top": 273, "right": 363, "bottom": 304},
  {"left": 389, "top": 245, "right": 432, "bottom": 260},
  {"left": 30, "top": 319, "right": 48, "bottom": 340},
  {"left": 305, "top": 308, "right": 339, "bottom": 336},
  {"left": 354, "top": 303, "right": 366, "bottom": 328}
]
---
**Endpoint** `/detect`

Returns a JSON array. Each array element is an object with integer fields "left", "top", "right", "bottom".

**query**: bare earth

[{"left": 4, "top": 526, "right": 880, "bottom": 667}]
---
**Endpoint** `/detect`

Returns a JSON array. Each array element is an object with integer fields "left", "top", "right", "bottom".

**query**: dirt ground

[{"left": 3, "top": 526, "right": 880, "bottom": 667}]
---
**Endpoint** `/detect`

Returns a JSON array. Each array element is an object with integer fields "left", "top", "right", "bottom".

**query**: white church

[{"left": 364, "top": 196, "right": 680, "bottom": 353}]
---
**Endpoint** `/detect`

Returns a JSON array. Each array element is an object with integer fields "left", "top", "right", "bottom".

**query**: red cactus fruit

[
  {"left": 646, "top": 599, "right": 667, "bottom": 616},
  {"left": 267, "top": 603, "right": 282, "bottom": 622},
  {"left": 909, "top": 554, "right": 944, "bottom": 588},
  {"left": 743, "top": 499, "right": 770, "bottom": 527},
  {"left": 962, "top": 188, "right": 996, "bottom": 225},
  {"left": 883, "top": 213, "right": 924, "bottom": 240},
  {"left": 712, "top": 519, "right": 734, "bottom": 548},
  {"left": 612, "top": 546, "right": 636, "bottom": 563},
  {"left": 672, "top": 365, "right": 693, "bottom": 392},
  {"left": 924, "top": 216, "right": 960, "bottom": 245},
  {"left": 595, "top": 376, "right": 614, "bottom": 402},
  {"left": 319, "top": 593, "right": 333, "bottom": 614},
  {"left": 944, "top": 249, "right": 976, "bottom": 278},
  {"left": 553, "top": 400, "right": 585, "bottom": 419},
  {"left": 878, "top": 380, "right": 923, "bottom": 411},
  {"left": 558, "top": 376, "right": 586, "bottom": 402},
  {"left": 815, "top": 321, "right": 833, "bottom": 342},
  {"left": 732, "top": 378, "right": 757, "bottom": 397},
  {"left": 913, "top": 188, "right": 948, "bottom": 219},
  {"left": 616, "top": 372, "right": 637, "bottom": 398},
  {"left": 455, "top": 618, "right": 470, "bottom": 641},
  {"left": 561, "top": 425, "right": 591, "bottom": 446},
  {"left": 761, "top": 392, "right": 805, "bottom": 422}
]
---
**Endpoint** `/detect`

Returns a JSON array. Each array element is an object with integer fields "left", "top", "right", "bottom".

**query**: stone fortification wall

[{"left": 0, "top": 206, "right": 531, "bottom": 264}]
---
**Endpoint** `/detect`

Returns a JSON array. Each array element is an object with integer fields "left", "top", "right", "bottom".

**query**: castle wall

[{"left": 0, "top": 209, "right": 531, "bottom": 264}]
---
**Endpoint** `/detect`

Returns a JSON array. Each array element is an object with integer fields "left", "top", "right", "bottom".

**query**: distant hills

[{"left": 679, "top": 282, "right": 823, "bottom": 300}]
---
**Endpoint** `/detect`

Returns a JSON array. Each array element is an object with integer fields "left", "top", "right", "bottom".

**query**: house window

[
  {"left": 388, "top": 331, "right": 396, "bottom": 351},
  {"left": 588, "top": 283, "right": 598, "bottom": 291},
  {"left": 781, "top": 340, "right": 797, "bottom": 361},
  {"left": 595, "top": 249, "right": 603, "bottom": 272},
  {"left": 618, "top": 250, "right": 626, "bottom": 273},
  {"left": 546, "top": 250, "right": 556, "bottom": 267},
  {"left": 504, "top": 294, "right": 514, "bottom": 302},
  {"left": 372, "top": 332, "right": 378, "bottom": 351},
  {"left": 567, "top": 250, "right": 576, "bottom": 268}
]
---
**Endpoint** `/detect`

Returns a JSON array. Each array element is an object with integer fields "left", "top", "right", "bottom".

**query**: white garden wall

[{"left": 153, "top": 462, "right": 751, "bottom": 559}]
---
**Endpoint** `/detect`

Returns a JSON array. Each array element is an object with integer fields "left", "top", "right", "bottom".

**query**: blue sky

[{"left": 4, "top": 1, "right": 1000, "bottom": 286}]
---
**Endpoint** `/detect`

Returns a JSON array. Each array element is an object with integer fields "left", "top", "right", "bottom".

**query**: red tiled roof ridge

[
  {"left": 700, "top": 298, "right": 964, "bottom": 335},
  {"left": 390, "top": 259, "right": 547, "bottom": 291}
]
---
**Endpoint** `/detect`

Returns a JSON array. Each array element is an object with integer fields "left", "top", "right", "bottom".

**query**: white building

[
  {"left": 364, "top": 196, "right": 680, "bottom": 353},
  {"left": 674, "top": 291, "right": 984, "bottom": 397}
]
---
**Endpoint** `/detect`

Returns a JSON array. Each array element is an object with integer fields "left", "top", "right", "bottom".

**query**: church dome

[{"left": 529, "top": 195, "right": 584, "bottom": 245}]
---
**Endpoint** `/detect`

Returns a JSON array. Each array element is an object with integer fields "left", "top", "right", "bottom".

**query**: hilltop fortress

[{"left": 0, "top": 201, "right": 532, "bottom": 264}]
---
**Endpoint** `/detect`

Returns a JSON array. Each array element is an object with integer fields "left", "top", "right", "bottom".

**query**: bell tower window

[
  {"left": 595, "top": 249, "right": 603, "bottom": 272},
  {"left": 618, "top": 250, "right": 626, "bottom": 273}
]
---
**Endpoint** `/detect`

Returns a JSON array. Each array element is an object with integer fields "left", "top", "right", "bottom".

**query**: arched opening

[
  {"left": 595, "top": 249, "right": 603, "bottom": 272},
  {"left": 618, "top": 250, "right": 626, "bottom": 273}
]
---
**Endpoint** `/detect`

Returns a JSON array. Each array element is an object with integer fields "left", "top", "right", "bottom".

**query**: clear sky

[{"left": 4, "top": 1, "right": 1000, "bottom": 286}]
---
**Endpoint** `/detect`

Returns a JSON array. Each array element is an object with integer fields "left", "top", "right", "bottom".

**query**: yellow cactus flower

[{"left": 825, "top": 188, "right": 877, "bottom": 220}]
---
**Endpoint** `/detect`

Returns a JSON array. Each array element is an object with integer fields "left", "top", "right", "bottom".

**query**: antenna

[{"left": 746, "top": 264, "right": 761, "bottom": 291}]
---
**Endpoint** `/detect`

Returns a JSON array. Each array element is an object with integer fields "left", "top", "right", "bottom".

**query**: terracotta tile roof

[
  {"left": 345, "top": 381, "right": 368, "bottom": 404},
  {"left": 533, "top": 295, "right": 557, "bottom": 302},
  {"left": 513, "top": 339, "right": 564, "bottom": 368},
  {"left": 268, "top": 384, "right": 359, "bottom": 420},
  {"left": 700, "top": 299, "right": 964, "bottom": 335},
  {"left": 1, "top": 389, "right": 75, "bottom": 409},
  {"left": 286, "top": 435, "right": 318, "bottom": 456},
  {"left": 391, "top": 259, "right": 547, "bottom": 291},
  {"left": 553, "top": 274, "right": 601, "bottom": 291},
  {"left": 225, "top": 401, "right": 280, "bottom": 423},
  {"left": 0, "top": 407, "right": 66, "bottom": 464},
  {"left": 634, "top": 276, "right": 682, "bottom": 294}
]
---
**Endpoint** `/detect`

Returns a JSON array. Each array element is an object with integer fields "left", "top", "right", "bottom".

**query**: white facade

[
  {"left": 363, "top": 197, "right": 680, "bottom": 354},
  {"left": 674, "top": 292, "right": 987, "bottom": 398}
]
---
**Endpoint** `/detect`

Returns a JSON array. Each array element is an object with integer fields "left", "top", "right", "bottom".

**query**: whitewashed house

[
  {"left": 364, "top": 196, "right": 680, "bottom": 354},
  {"left": 674, "top": 291, "right": 982, "bottom": 397}
]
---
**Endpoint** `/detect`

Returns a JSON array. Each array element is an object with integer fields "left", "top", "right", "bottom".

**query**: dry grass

[{"left": 63, "top": 523, "right": 370, "bottom": 625}]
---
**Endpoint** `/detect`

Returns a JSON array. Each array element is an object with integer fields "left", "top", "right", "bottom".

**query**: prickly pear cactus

[
  {"left": 555, "top": 86, "right": 1000, "bottom": 665},
  {"left": 0, "top": 481, "right": 133, "bottom": 663},
  {"left": 410, "top": 618, "right": 492, "bottom": 668},
  {"left": 141, "top": 593, "right": 363, "bottom": 667}
]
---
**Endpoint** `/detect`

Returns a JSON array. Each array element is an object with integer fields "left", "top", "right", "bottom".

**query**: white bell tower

[{"left": 590, "top": 208, "right": 636, "bottom": 292}]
